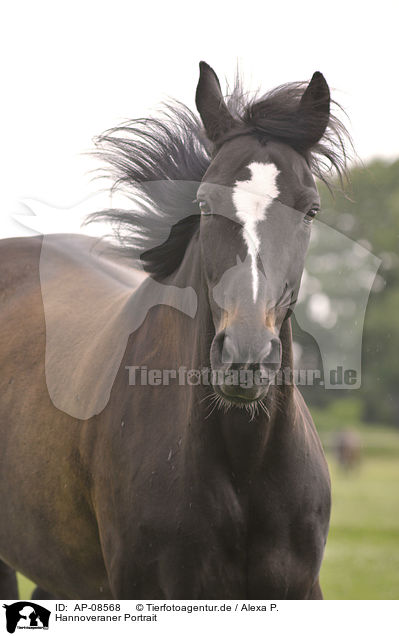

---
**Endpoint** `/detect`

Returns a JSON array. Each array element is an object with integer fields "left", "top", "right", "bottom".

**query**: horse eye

[
  {"left": 198, "top": 200, "right": 212, "bottom": 215},
  {"left": 304, "top": 207, "right": 319, "bottom": 223}
]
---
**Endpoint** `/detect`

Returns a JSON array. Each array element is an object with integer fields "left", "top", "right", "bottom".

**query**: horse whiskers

[
  {"left": 199, "top": 391, "right": 219, "bottom": 405},
  {"left": 258, "top": 399, "right": 270, "bottom": 420},
  {"left": 202, "top": 388, "right": 270, "bottom": 423},
  {"left": 216, "top": 394, "right": 233, "bottom": 415},
  {"left": 213, "top": 394, "right": 266, "bottom": 421},
  {"left": 204, "top": 392, "right": 223, "bottom": 419},
  {"left": 247, "top": 401, "right": 260, "bottom": 422}
]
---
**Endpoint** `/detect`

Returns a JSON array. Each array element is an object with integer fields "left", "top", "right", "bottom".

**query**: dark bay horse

[{"left": 0, "top": 62, "right": 349, "bottom": 599}]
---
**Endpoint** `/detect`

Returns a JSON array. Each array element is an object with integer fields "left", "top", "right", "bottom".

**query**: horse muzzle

[{"left": 210, "top": 327, "right": 282, "bottom": 403}]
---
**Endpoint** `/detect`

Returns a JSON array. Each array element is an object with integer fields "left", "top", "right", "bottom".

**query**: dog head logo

[{"left": 2, "top": 602, "right": 50, "bottom": 633}]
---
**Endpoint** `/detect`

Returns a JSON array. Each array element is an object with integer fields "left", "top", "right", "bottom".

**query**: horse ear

[
  {"left": 297, "top": 71, "right": 330, "bottom": 147},
  {"left": 195, "top": 61, "right": 236, "bottom": 143}
]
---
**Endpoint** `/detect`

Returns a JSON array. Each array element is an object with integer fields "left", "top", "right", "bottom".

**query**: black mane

[
  {"left": 226, "top": 79, "right": 350, "bottom": 183},
  {"left": 88, "top": 78, "right": 351, "bottom": 279}
]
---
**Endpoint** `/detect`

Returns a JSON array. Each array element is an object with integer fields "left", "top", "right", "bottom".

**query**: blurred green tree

[{"left": 295, "top": 159, "right": 399, "bottom": 427}]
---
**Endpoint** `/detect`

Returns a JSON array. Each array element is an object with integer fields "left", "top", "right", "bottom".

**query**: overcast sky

[{"left": 2, "top": 0, "right": 398, "bottom": 238}]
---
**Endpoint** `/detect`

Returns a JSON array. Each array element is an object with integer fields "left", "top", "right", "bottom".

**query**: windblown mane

[{"left": 88, "top": 78, "right": 351, "bottom": 279}]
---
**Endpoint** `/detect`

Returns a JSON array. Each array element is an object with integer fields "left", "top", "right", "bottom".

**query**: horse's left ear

[
  {"left": 195, "top": 61, "right": 236, "bottom": 143},
  {"left": 297, "top": 71, "right": 330, "bottom": 147}
]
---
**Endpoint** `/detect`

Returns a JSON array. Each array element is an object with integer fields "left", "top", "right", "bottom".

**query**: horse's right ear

[
  {"left": 195, "top": 61, "right": 236, "bottom": 143},
  {"left": 296, "top": 71, "right": 330, "bottom": 148}
]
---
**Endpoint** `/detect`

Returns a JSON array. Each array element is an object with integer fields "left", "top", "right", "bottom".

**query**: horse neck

[{"left": 168, "top": 236, "right": 298, "bottom": 483}]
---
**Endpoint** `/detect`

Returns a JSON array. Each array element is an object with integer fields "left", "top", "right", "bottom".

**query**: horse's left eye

[
  {"left": 198, "top": 200, "right": 212, "bottom": 215},
  {"left": 304, "top": 207, "right": 319, "bottom": 223}
]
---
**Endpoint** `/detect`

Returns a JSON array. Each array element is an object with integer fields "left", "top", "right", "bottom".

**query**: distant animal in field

[{"left": 334, "top": 429, "right": 362, "bottom": 470}]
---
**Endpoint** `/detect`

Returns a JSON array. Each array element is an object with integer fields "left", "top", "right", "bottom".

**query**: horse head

[{"left": 195, "top": 61, "right": 330, "bottom": 404}]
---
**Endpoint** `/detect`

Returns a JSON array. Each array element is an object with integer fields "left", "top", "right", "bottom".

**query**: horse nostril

[
  {"left": 212, "top": 329, "right": 235, "bottom": 365},
  {"left": 212, "top": 329, "right": 281, "bottom": 369},
  {"left": 261, "top": 336, "right": 281, "bottom": 366},
  {"left": 263, "top": 340, "right": 272, "bottom": 358},
  {"left": 221, "top": 335, "right": 235, "bottom": 365}
]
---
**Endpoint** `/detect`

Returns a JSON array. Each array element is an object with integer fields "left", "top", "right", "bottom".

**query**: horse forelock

[{"left": 87, "top": 73, "right": 351, "bottom": 280}]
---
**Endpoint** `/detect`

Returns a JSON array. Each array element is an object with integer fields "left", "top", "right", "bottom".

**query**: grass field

[
  {"left": 314, "top": 398, "right": 399, "bottom": 599},
  {"left": 16, "top": 400, "right": 399, "bottom": 600},
  {"left": 320, "top": 455, "right": 399, "bottom": 599}
]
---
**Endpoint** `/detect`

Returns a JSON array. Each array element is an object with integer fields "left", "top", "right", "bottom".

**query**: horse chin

[{"left": 212, "top": 383, "right": 271, "bottom": 410}]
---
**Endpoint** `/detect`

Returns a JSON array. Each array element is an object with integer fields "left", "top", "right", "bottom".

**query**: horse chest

[{"left": 153, "top": 475, "right": 328, "bottom": 599}]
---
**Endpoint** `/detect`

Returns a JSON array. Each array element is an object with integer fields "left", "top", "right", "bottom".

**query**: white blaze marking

[{"left": 232, "top": 162, "right": 279, "bottom": 302}]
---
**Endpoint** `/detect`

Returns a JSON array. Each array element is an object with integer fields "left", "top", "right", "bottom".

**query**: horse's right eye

[
  {"left": 198, "top": 200, "right": 212, "bottom": 215},
  {"left": 304, "top": 206, "right": 319, "bottom": 223}
]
